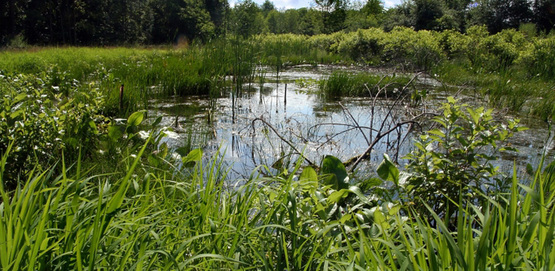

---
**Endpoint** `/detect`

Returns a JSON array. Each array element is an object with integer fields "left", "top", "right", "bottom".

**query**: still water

[{"left": 147, "top": 65, "right": 554, "bottom": 180}]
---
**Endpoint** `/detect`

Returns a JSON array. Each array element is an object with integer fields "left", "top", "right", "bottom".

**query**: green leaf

[
  {"left": 358, "top": 178, "right": 382, "bottom": 191},
  {"left": 88, "top": 120, "right": 98, "bottom": 135},
  {"left": 14, "top": 93, "right": 27, "bottom": 103},
  {"left": 182, "top": 148, "right": 202, "bottom": 166},
  {"left": 108, "top": 125, "right": 123, "bottom": 142},
  {"left": 321, "top": 155, "right": 348, "bottom": 190},
  {"left": 151, "top": 116, "right": 163, "bottom": 127},
  {"left": 147, "top": 154, "right": 160, "bottom": 167},
  {"left": 374, "top": 209, "right": 389, "bottom": 229},
  {"left": 127, "top": 110, "right": 145, "bottom": 128},
  {"left": 300, "top": 167, "right": 318, "bottom": 193},
  {"left": 175, "top": 147, "right": 190, "bottom": 157},
  {"left": 467, "top": 107, "right": 481, "bottom": 124},
  {"left": 377, "top": 154, "right": 399, "bottom": 185},
  {"left": 427, "top": 129, "right": 445, "bottom": 138},
  {"left": 271, "top": 157, "right": 284, "bottom": 169},
  {"left": 328, "top": 189, "right": 350, "bottom": 204},
  {"left": 339, "top": 213, "right": 353, "bottom": 224}
]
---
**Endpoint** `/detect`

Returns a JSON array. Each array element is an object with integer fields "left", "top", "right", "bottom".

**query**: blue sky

[{"left": 228, "top": 0, "right": 403, "bottom": 10}]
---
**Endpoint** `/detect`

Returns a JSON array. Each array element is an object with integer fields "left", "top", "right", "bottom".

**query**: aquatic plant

[{"left": 319, "top": 70, "right": 412, "bottom": 100}]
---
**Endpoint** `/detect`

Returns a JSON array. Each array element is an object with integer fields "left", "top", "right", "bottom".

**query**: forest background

[{"left": 2, "top": 0, "right": 554, "bottom": 47}]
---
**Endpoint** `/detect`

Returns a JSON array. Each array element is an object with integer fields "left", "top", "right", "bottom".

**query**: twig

[
  {"left": 339, "top": 102, "right": 370, "bottom": 145},
  {"left": 347, "top": 112, "right": 433, "bottom": 172},
  {"left": 252, "top": 116, "right": 317, "bottom": 168}
]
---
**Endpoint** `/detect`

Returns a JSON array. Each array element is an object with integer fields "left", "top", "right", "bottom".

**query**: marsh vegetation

[{"left": 1, "top": 11, "right": 555, "bottom": 270}]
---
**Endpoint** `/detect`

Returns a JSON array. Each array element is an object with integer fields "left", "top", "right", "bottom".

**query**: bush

[
  {"left": 0, "top": 73, "right": 105, "bottom": 188},
  {"left": 520, "top": 35, "right": 555, "bottom": 79},
  {"left": 465, "top": 26, "right": 526, "bottom": 71},
  {"left": 380, "top": 27, "right": 444, "bottom": 70},
  {"left": 336, "top": 28, "right": 386, "bottom": 63},
  {"left": 403, "top": 97, "right": 525, "bottom": 222}
]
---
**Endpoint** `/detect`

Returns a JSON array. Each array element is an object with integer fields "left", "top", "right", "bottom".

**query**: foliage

[
  {"left": 468, "top": 0, "right": 533, "bottom": 33},
  {"left": 382, "top": 27, "right": 445, "bottom": 70},
  {"left": 403, "top": 97, "right": 525, "bottom": 221},
  {"left": 0, "top": 73, "right": 105, "bottom": 189},
  {"left": 519, "top": 34, "right": 555, "bottom": 79},
  {"left": 2, "top": 0, "right": 555, "bottom": 47},
  {"left": 0, "top": 131, "right": 553, "bottom": 269}
]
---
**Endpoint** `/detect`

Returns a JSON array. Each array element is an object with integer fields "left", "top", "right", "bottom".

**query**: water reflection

[{"left": 148, "top": 66, "right": 554, "bottom": 180}]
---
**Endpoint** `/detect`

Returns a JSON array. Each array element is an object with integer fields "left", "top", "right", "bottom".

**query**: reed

[{"left": 319, "top": 70, "right": 412, "bottom": 100}]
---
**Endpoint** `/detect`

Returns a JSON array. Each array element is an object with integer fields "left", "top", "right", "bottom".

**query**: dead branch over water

[{"left": 249, "top": 72, "right": 438, "bottom": 173}]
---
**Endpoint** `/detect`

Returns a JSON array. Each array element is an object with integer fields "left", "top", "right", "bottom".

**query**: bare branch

[
  {"left": 347, "top": 112, "right": 434, "bottom": 172},
  {"left": 252, "top": 116, "right": 317, "bottom": 168}
]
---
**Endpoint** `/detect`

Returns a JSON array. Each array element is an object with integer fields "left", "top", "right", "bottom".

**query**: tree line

[{"left": 1, "top": 0, "right": 554, "bottom": 47}]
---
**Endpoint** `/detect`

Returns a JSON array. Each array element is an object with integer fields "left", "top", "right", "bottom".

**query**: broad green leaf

[
  {"left": 328, "top": 189, "right": 349, "bottom": 204},
  {"left": 374, "top": 209, "right": 389, "bottom": 230},
  {"left": 271, "top": 157, "right": 284, "bottom": 169},
  {"left": 467, "top": 107, "right": 481, "bottom": 124},
  {"left": 300, "top": 167, "right": 318, "bottom": 193},
  {"left": 127, "top": 110, "right": 145, "bottom": 127},
  {"left": 175, "top": 147, "right": 190, "bottom": 157},
  {"left": 358, "top": 178, "right": 382, "bottom": 191},
  {"left": 339, "top": 213, "right": 353, "bottom": 224},
  {"left": 88, "top": 120, "right": 98, "bottom": 135},
  {"left": 182, "top": 148, "right": 203, "bottom": 165},
  {"left": 151, "top": 116, "right": 163, "bottom": 127},
  {"left": 377, "top": 154, "right": 399, "bottom": 185},
  {"left": 147, "top": 155, "right": 160, "bottom": 167},
  {"left": 107, "top": 179, "right": 129, "bottom": 214},
  {"left": 427, "top": 129, "right": 445, "bottom": 138},
  {"left": 13, "top": 93, "right": 27, "bottom": 103},
  {"left": 321, "top": 155, "right": 348, "bottom": 190},
  {"left": 388, "top": 204, "right": 401, "bottom": 215}
]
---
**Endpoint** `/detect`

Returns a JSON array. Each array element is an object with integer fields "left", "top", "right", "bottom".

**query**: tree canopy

[{"left": 1, "top": 0, "right": 553, "bottom": 47}]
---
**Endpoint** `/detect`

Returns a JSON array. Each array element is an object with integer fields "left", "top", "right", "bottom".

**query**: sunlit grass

[{"left": 1, "top": 142, "right": 553, "bottom": 269}]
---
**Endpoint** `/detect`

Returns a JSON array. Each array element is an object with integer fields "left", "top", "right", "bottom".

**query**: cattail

[{"left": 119, "top": 84, "right": 124, "bottom": 110}]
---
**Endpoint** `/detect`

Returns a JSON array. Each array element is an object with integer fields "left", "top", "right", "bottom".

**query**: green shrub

[
  {"left": 403, "top": 97, "right": 525, "bottom": 222},
  {"left": 0, "top": 73, "right": 105, "bottom": 188},
  {"left": 381, "top": 27, "right": 444, "bottom": 70},
  {"left": 520, "top": 35, "right": 555, "bottom": 79},
  {"left": 336, "top": 28, "right": 386, "bottom": 63}
]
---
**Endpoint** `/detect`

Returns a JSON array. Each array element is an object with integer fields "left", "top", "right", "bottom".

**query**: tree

[
  {"left": 299, "top": 8, "right": 325, "bottom": 35},
  {"left": 204, "top": 0, "right": 228, "bottom": 35},
  {"left": 261, "top": 0, "right": 276, "bottom": 16},
  {"left": 362, "top": 0, "right": 383, "bottom": 15},
  {"left": 414, "top": 0, "right": 445, "bottom": 30},
  {"left": 266, "top": 10, "right": 281, "bottom": 33},
  {"left": 314, "top": 0, "right": 348, "bottom": 33},
  {"left": 383, "top": 1, "right": 415, "bottom": 31},
  {"left": 229, "top": 0, "right": 263, "bottom": 37},
  {"left": 0, "top": 0, "right": 26, "bottom": 45},
  {"left": 533, "top": 0, "right": 555, "bottom": 33},
  {"left": 469, "top": 0, "right": 532, "bottom": 33}
]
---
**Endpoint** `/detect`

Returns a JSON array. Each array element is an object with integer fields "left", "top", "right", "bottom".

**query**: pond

[{"left": 147, "top": 65, "right": 554, "bottom": 180}]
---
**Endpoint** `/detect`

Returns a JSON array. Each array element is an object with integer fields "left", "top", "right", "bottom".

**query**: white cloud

[{"left": 384, "top": 0, "right": 399, "bottom": 8}]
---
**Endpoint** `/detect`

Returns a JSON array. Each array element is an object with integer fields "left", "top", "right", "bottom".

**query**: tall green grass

[
  {"left": 319, "top": 70, "right": 412, "bottom": 100},
  {"left": 1, "top": 139, "right": 553, "bottom": 269}
]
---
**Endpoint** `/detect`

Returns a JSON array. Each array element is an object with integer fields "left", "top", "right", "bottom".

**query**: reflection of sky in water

[{"left": 148, "top": 67, "right": 554, "bottom": 181}]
